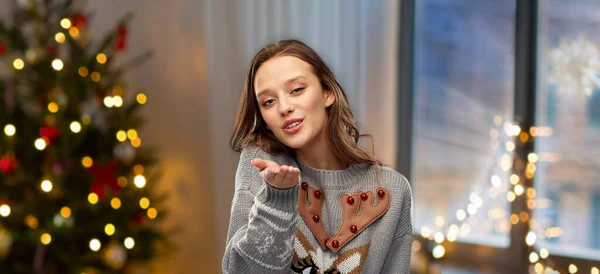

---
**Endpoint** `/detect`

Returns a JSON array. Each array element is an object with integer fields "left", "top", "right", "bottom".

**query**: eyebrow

[{"left": 256, "top": 76, "right": 307, "bottom": 97}]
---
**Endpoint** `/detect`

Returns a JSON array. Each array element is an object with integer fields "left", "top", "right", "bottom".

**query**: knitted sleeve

[
  {"left": 222, "top": 147, "right": 299, "bottom": 274},
  {"left": 380, "top": 178, "right": 413, "bottom": 274}
]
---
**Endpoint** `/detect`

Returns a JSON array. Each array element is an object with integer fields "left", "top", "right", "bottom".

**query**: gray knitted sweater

[{"left": 222, "top": 146, "right": 413, "bottom": 274}]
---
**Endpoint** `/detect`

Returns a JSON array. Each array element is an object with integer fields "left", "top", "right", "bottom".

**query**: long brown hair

[{"left": 230, "top": 39, "right": 383, "bottom": 167}]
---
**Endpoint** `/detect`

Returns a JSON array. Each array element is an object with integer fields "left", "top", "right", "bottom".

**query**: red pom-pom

[{"left": 39, "top": 126, "right": 60, "bottom": 145}]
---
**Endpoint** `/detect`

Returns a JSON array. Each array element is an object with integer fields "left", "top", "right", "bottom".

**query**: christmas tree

[{"left": 0, "top": 1, "right": 171, "bottom": 273}]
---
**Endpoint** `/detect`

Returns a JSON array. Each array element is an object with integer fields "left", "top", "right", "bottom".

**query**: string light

[
  {"left": 514, "top": 185, "right": 524, "bottom": 196},
  {"left": 421, "top": 227, "right": 431, "bottom": 238},
  {"left": 96, "top": 53, "right": 107, "bottom": 64},
  {"left": 526, "top": 231, "right": 537, "bottom": 246},
  {"left": 436, "top": 216, "right": 445, "bottom": 227},
  {"left": 510, "top": 174, "right": 520, "bottom": 185},
  {"left": 60, "top": 207, "right": 71, "bottom": 218},
  {"left": 127, "top": 129, "right": 138, "bottom": 140},
  {"left": 41, "top": 180, "right": 53, "bottom": 192},
  {"left": 124, "top": 237, "right": 135, "bottom": 249},
  {"left": 60, "top": 18, "right": 71, "bottom": 29},
  {"left": 147, "top": 207, "right": 157, "bottom": 219},
  {"left": 4, "top": 124, "right": 16, "bottom": 136},
  {"left": 116, "top": 130, "right": 127, "bottom": 142},
  {"left": 41, "top": 233, "right": 52, "bottom": 245},
  {"left": 139, "top": 197, "right": 150, "bottom": 209},
  {"left": 68, "top": 27, "right": 79, "bottom": 37},
  {"left": 134, "top": 165, "right": 144, "bottom": 175},
  {"left": 134, "top": 175, "right": 146, "bottom": 188},
  {"left": 118, "top": 177, "right": 128, "bottom": 187},
  {"left": 432, "top": 245, "right": 445, "bottom": 259},
  {"left": 569, "top": 264, "right": 578, "bottom": 273},
  {"left": 89, "top": 239, "right": 101, "bottom": 251},
  {"left": 13, "top": 58, "right": 25, "bottom": 70},
  {"left": 535, "top": 263, "right": 544, "bottom": 273},
  {"left": 456, "top": 209, "right": 466, "bottom": 221},
  {"left": 25, "top": 215, "right": 39, "bottom": 228},
  {"left": 110, "top": 198, "right": 121, "bottom": 209},
  {"left": 592, "top": 267, "right": 599, "bottom": 274},
  {"left": 540, "top": 248, "right": 549, "bottom": 259},
  {"left": 131, "top": 137, "right": 142, "bottom": 148},
  {"left": 70, "top": 121, "right": 82, "bottom": 133},
  {"left": 34, "top": 138, "right": 47, "bottom": 150},
  {"left": 51, "top": 59, "right": 64, "bottom": 71},
  {"left": 0, "top": 204, "right": 11, "bottom": 217},
  {"left": 91, "top": 72, "right": 101, "bottom": 82},
  {"left": 529, "top": 252, "right": 539, "bottom": 263},
  {"left": 136, "top": 93, "right": 147, "bottom": 104},
  {"left": 88, "top": 193, "right": 99, "bottom": 204},
  {"left": 113, "top": 95, "right": 123, "bottom": 107},
  {"left": 82, "top": 156, "right": 93, "bottom": 168},
  {"left": 78, "top": 66, "right": 89, "bottom": 77},
  {"left": 105, "top": 224, "right": 115, "bottom": 236},
  {"left": 48, "top": 102, "right": 59, "bottom": 113},
  {"left": 434, "top": 232, "right": 444, "bottom": 244},
  {"left": 104, "top": 96, "right": 115, "bottom": 108},
  {"left": 55, "top": 32, "right": 66, "bottom": 43}
]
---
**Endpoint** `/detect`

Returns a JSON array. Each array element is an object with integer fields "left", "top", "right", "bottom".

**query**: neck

[{"left": 296, "top": 136, "right": 347, "bottom": 170}]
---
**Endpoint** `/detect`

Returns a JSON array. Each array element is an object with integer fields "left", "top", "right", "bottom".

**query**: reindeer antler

[
  {"left": 297, "top": 182, "right": 330, "bottom": 250},
  {"left": 326, "top": 187, "right": 390, "bottom": 252}
]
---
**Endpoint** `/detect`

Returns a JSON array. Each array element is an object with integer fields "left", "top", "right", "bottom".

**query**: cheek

[{"left": 260, "top": 110, "right": 278, "bottom": 129}]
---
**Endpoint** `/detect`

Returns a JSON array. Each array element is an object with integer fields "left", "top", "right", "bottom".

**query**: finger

[
  {"left": 252, "top": 158, "right": 268, "bottom": 171},
  {"left": 278, "top": 165, "right": 290, "bottom": 182},
  {"left": 286, "top": 167, "right": 300, "bottom": 185}
]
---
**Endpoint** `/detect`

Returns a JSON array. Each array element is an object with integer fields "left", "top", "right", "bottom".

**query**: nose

[{"left": 278, "top": 97, "right": 294, "bottom": 117}]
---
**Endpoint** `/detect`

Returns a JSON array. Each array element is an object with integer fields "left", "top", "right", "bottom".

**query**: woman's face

[{"left": 254, "top": 56, "right": 335, "bottom": 150}]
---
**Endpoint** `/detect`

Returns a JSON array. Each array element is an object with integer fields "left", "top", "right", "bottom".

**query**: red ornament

[
  {"left": 69, "top": 13, "right": 88, "bottom": 28},
  {"left": 133, "top": 212, "right": 146, "bottom": 225},
  {"left": 39, "top": 126, "right": 60, "bottom": 145},
  {"left": 331, "top": 240, "right": 339, "bottom": 248},
  {"left": 360, "top": 193, "right": 368, "bottom": 201},
  {"left": 0, "top": 44, "right": 5, "bottom": 55},
  {"left": 115, "top": 38, "right": 126, "bottom": 52},
  {"left": 347, "top": 197, "right": 354, "bottom": 205},
  {"left": 45, "top": 44, "right": 57, "bottom": 55},
  {"left": 350, "top": 225, "right": 358, "bottom": 233},
  {"left": 314, "top": 190, "right": 322, "bottom": 199},
  {"left": 377, "top": 190, "right": 385, "bottom": 198},
  {"left": 0, "top": 155, "right": 20, "bottom": 175},
  {"left": 115, "top": 25, "right": 128, "bottom": 52},
  {"left": 88, "top": 161, "right": 120, "bottom": 199}
]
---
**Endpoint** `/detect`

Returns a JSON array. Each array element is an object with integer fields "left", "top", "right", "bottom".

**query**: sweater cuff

[{"left": 256, "top": 182, "right": 299, "bottom": 211}]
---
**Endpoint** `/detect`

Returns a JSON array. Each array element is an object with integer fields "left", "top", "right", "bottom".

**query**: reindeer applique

[{"left": 291, "top": 182, "right": 390, "bottom": 274}]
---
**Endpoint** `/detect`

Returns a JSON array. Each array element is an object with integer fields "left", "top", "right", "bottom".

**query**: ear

[{"left": 324, "top": 90, "right": 335, "bottom": 108}]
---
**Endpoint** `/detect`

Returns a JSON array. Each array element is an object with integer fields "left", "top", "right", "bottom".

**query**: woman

[{"left": 223, "top": 39, "right": 412, "bottom": 274}]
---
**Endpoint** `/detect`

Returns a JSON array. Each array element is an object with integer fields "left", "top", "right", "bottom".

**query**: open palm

[{"left": 251, "top": 158, "right": 300, "bottom": 189}]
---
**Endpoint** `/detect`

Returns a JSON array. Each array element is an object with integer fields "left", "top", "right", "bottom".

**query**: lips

[
  {"left": 282, "top": 118, "right": 304, "bottom": 129},
  {"left": 282, "top": 118, "right": 303, "bottom": 134}
]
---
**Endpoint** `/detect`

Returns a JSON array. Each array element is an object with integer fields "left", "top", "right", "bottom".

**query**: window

[
  {"left": 535, "top": 0, "right": 600, "bottom": 260},
  {"left": 412, "top": 0, "right": 516, "bottom": 247}
]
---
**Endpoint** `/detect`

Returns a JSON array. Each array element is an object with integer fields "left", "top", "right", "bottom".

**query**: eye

[
  {"left": 291, "top": 87, "right": 305, "bottom": 94},
  {"left": 263, "top": 99, "right": 275, "bottom": 107}
]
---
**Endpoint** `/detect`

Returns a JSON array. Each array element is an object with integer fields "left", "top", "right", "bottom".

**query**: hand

[{"left": 251, "top": 158, "right": 300, "bottom": 189}]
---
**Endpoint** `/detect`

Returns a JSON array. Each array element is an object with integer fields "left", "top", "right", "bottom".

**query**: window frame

[{"left": 397, "top": 0, "right": 600, "bottom": 272}]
